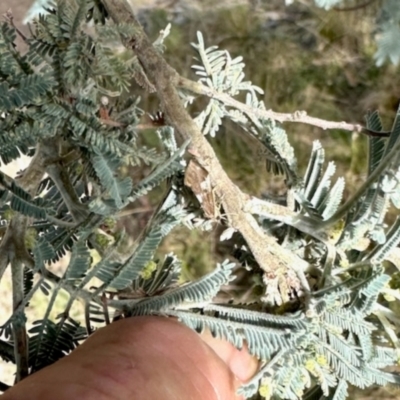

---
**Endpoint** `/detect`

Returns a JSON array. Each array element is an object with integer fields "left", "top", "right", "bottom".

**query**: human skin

[{"left": 1, "top": 316, "right": 258, "bottom": 400}]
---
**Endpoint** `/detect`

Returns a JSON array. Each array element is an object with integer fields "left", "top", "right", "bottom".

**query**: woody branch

[{"left": 102, "top": 0, "right": 309, "bottom": 279}]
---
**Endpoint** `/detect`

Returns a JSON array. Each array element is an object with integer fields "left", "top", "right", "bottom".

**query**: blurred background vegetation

[{"left": 1, "top": 0, "right": 400, "bottom": 398}]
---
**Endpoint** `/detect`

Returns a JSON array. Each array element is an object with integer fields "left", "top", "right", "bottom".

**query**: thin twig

[
  {"left": 0, "top": 250, "right": 9, "bottom": 283},
  {"left": 11, "top": 257, "right": 29, "bottom": 382},
  {"left": 116, "top": 206, "right": 153, "bottom": 218},
  {"left": 177, "top": 76, "right": 363, "bottom": 133},
  {"left": 3, "top": 9, "right": 28, "bottom": 42},
  {"left": 45, "top": 162, "right": 89, "bottom": 223},
  {"left": 0, "top": 142, "right": 71, "bottom": 381},
  {"left": 46, "top": 215, "right": 76, "bottom": 228}
]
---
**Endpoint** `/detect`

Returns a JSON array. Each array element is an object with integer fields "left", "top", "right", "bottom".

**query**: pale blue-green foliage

[
  {"left": 32, "top": 237, "right": 57, "bottom": 273},
  {"left": 381, "top": 167, "right": 400, "bottom": 207},
  {"left": 235, "top": 100, "right": 400, "bottom": 397},
  {"left": 253, "top": 119, "right": 299, "bottom": 186},
  {"left": 165, "top": 268, "right": 400, "bottom": 400},
  {"left": 1, "top": 2, "right": 400, "bottom": 400},
  {"left": 66, "top": 239, "right": 91, "bottom": 281},
  {"left": 0, "top": 172, "right": 49, "bottom": 219},
  {"left": 131, "top": 253, "right": 181, "bottom": 296},
  {"left": 339, "top": 107, "right": 400, "bottom": 251},
  {"left": 189, "top": 33, "right": 300, "bottom": 188},
  {"left": 0, "top": 0, "right": 192, "bottom": 373},
  {"left": 374, "top": 23, "right": 400, "bottom": 66},
  {"left": 29, "top": 317, "right": 86, "bottom": 372},
  {"left": 108, "top": 203, "right": 185, "bottom": 290},
  {"left": 91, "top": 149, "right": 133, "bottom": 209},
  {"left": 86, "top": 190, "right": 187, "bottom": 292},
  {"left": 367, "top": 217, "right": 400, "bottom": 263},
  {"left": 130, "top": 260, "right": 235, "bottom": 315},
  {"left": 374, "top": 0, "right": 400, "bottom": 66},
  {"left": 190, "top": 31, "right": 263, "bottom": 137},
  {"left": 128, "top": 140, "right": 189, "bottom": 202}
]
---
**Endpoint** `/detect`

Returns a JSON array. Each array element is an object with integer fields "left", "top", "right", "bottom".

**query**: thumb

[{"left": 2, "top": 316, "right": 257, "bottom": 400}]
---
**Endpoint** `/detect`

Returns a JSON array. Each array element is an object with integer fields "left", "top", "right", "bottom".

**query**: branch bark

[
  {"left": 0, "top": 142, "right": 54, "bottom": 382},
  {"left": 0, "top": 143, "right": 49, "bottom": 284},
  {"left": 102, "top": 0, "right": 309, "bottom": 284},
  {"left": 177, "top": 76, "right": 363, "bottom": 133}
]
